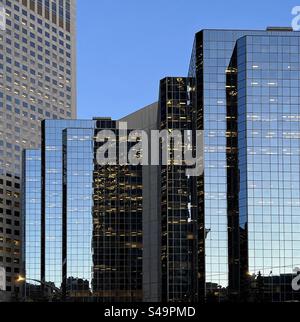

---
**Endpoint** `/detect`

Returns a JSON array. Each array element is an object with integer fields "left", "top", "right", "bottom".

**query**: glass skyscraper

[
  {"left": 159, "top": 77, "right": 198, "bottom": 302},
  {"left": 25, "top": 118, "right": 144, "bottom": 302},
  {"left": 22, "top": 149, "right": 41, "bottom": 299},
  {"left": 235, "top": 34, "right": 300, "bottom": 302},
  {"left": 62, "top": 127, "right": 94, "bottom": 299},
  {"left": 23, "top": 27, "right": 300, "bottom": 303},
  {"left": 41, "top": 120, "right": 93, "bottom": 291},
  {"left": 92, "top": 119, "right": 143, "bottom": 302},
  {"left": 188, "top": 28, "right": 300, "bottom": 302},
  {"left": 0, "top": 0, "right": 76, "bottom": 300}
]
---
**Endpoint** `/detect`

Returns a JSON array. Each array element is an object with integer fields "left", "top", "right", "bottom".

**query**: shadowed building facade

[{"left": 92, "top": 118, "right": 143, "bottom": 302}]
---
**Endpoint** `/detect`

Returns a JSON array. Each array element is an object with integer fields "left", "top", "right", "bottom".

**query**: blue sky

[{"left": 77, "top": 0, "right": 298, "bottom": 120}]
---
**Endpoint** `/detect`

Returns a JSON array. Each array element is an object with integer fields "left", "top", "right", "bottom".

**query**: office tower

[
  {"left": 92, "top": 119, "right": 143, "bottom": 302},
  {"left": 233, "top": 34, "right": 300, "bottom": 302},
  {"left": 0, "top": 0, "right": 76, "bottom": 300},
  {"left": 41, "top": 120, "right": 93, "bottom": 298},
  {"left": 62, "top": 126, "right": 94, "bottom": 300},
  {"left": 188, "top": 28, "right": 299, "bottom": 302},
  {"left": 25, "top": 120, "right": 95, "bottom": 301},
  {"left": 22, "top": 149, "right": 41, "bottom": 300},
  {"left": 145, "top": 29, "right": 300, "bottom": 303},
  {"left": 158, "top": 77, "right": 198, "bottom": 302},
  {"left": 25, "top": 118, "right": 144, "bottom": 302}
]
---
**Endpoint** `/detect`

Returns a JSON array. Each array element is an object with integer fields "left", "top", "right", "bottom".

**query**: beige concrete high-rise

[{"left": 0, "top": 0, "right": 76, "bottom": 301}]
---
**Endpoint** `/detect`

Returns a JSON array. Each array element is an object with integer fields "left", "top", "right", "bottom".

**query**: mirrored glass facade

[
  {"left": 188, "top": 29, "right": 300, "bottom": 302},
  {"left": 236, "top": 34, "right": 300, "bottom": 302},
  {"left": 92, "top": 119, "right": 143, "bottom": 302},
  {"left": 23, "top": 149, "right": 41, "bottom": 289},
  {"left": 23, "top": 28, "right": 300, "bottom": 303},
  {"left": 62, "top": 127, "right": 94, "bottom": 300},
  {"left": 42, "top": 120, "right": 93, "bottom": 289},
  {"left": 159, "top": 77, "right": 198, "bottom": 302},
  {"left": 25, "top": 118, "right": 144, "bottom": 302}
]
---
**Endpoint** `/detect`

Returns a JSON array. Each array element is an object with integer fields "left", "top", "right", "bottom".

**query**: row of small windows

[
  {"left": 0, "top": 56, "right": 72, "bottom": 106},
  {"left": 0, "top": 119, "right": 42, "bottom": 139},
  {"left": 1, "top": 93, "right": 70, "bottom": 114},
  {"left": 0, "top": 187, "right": 19, "bottom": 197},
  {"left": 0, "top": 264, "right": 20, "bottom": 274},
  {"left": 3, "top": 108, "right": 70, "bottom": 122},
  {"left": 1, "top": 31, "right": 72, "bottom": 69},
  {"left": 0, "top": 90, "right": 71, "bottom": 116},
  {"left": 0, "top": 137, "right": 22, "bottom": 150},
  {"left": 0, "top": 169, "right": 20, "bottom": 181},
  {"left": 0, "top": 84, "right": 72, "bottom": 118},
  {"left": 0, "top": 163, "right": 22, "bottom": 176},
  {"left": 0, "top": 245, "right": 20, "bottom": 254},
  {"left": 0, "top": 256, "right": 20, "bottom": 264},
  {"left": 0, "top": 218, "right": 20, "bottom": 226},
  {"left": 0, "top": 153, "right": 21, "bottom": 164},
  {"left": 11, "top": 0, "right": 71, "bottom": 32},
  {"left": 0, "top": 208, "right": 20, "bottom": 217},
  {"left": 5, "top": 6, "right": 71, "bottom": 43},
  {"left": 0, "top": 179, "right": 20, "bottom": 189},
  {"left": 3, "top": 35, "right": 71, "bottom": 65},
  {"left": 0, "top": 103, "right": 69, "bottom": 119},
  {"left": 0, "top": 68, "right": 71, "bottom": 114},
  {"left": 0, "top": 198, "right": 20, "bottom": 207},
  {"left": 0, "top": 61, "right": 71, "bottom": 85},
  {"left": 0, "top": 227, "right": 20, "bottom": 235},
  {"left": 0, "top": 45, "right": 71, "bottom": 73},
  {"left": 4, "top": 16, "right": 72, "bottom": 52}
]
